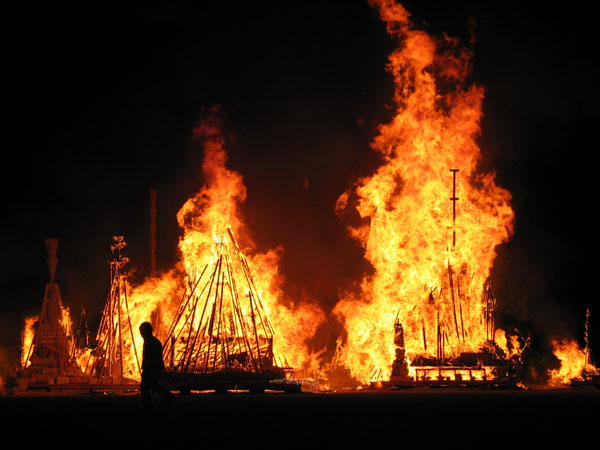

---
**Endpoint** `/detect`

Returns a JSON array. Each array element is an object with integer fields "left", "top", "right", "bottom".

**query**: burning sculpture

[
  {"left": 16, "top": 239, "right": 84, "bottom": 390},
  {"left": 334, "top": 0, "right": 518, "bottom": 387},
  {"left": 14, "top": 237, "right": 145, "bottom": 393}
]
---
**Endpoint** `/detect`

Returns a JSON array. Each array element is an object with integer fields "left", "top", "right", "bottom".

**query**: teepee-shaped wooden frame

[{"left": 163, "top": 228, "right": 283, "bottom": 377}]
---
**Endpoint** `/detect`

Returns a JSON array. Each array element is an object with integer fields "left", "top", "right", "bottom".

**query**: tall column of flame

[
  {"left": 122, "top": 110, "right": 324, "bottom": 377},
  {"left": 175, "top": 113, "right": 324, "bottom": 373},
  {"left": 334, "top": 0, "right": 514, "bottom": 383}
]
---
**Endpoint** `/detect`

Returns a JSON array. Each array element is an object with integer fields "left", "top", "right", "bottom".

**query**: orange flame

[
  {"left": 549, "top": 337, "right": 595, "bottom": 384},
  {"left": 334, "top": 0, "right": 514, "bottom": 384},
  {"left": 20, "top": 315, "right": 38, "bottom": 368}
]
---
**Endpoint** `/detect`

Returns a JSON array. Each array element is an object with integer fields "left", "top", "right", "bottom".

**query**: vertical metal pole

[
  {"left": 448, "top": 169, "right": 461, "bottom": 344},
  {"left": 149, "top": 189, "right": 157, "bottom": 277},
  {"left": 450, "top": 169, "right": 459, "bottom": 249}
]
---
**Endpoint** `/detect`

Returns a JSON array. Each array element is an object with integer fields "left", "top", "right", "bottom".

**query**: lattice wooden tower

[{"left": 83, "top": 236, "right": 140, "bottom": 384}]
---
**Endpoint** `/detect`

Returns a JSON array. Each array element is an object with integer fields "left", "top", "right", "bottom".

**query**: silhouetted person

[{"left": 139, "top": 321, "right": 174, "bottom": 410}]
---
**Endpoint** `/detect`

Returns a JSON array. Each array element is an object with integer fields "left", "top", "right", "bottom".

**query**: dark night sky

[{"left": 2, "top": 1, "right": 599, "bottom": 373}]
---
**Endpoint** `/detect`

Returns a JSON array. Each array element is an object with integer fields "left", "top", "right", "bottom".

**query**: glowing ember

[{"left": 334, "top": 0, "right": 514, "bottom": 384}]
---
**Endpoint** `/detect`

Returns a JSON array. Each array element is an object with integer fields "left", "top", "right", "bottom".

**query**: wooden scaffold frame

[{"left": 82, "top": 236, "right": 141, "bottom": 387}]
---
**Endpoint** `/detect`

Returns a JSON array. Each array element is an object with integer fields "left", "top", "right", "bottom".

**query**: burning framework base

[
  {"left": 387, "top": 363, "right": 520, "bottom": 389},
  {"left": 159, "top": 368, "right": 302, "bottom": 393},
  {"left": 568, "top": 371, "right": 600, "bottom": 389},
  {"left": 9, "top": 370, "right": 139, "bottom": 394}
]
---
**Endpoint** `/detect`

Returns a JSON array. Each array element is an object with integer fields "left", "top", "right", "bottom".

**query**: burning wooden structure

[
  {"left": 15, "top": 239, "right": 85, "bottom": 391},
  {"left": 80, "top": 236, "right": 141, "bottom": 388},
  {"left": 159, "top": 228, "right": 298, "bottom": 393},
  {"left": 389, "top": 289, "right": 520, "bottom": 388},
  {"left": 386, "top": 171, "right": 522, "bottom": 388}
]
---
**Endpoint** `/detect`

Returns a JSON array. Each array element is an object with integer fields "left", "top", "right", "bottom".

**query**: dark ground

[{"left": 1, "top": 389, "right": 598, "bottom": 445}]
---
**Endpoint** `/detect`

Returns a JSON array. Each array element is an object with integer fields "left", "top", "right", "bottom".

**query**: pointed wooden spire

[{"left": 45, "top": 238, "right": 58, "bottom": 282}]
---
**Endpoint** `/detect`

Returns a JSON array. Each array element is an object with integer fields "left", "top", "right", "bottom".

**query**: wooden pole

[
  {"left": 187, "top": 265, "right": 222, "bottom": 374},
  {"left": 422, "top": 317, "right": 427, "bottom": 351},
  {"left": 123, "top": 281, "right": 141, "bottom": 377},
  {"left": 212, "top": 263, "right": 226, "bottom": 373},
  {"left": 177, "top": 262, "right": 218, "bottom": 374},
  {"left": 183, "top": 258, "right": 220, "bottom": 374},
  {"left": 457, "top": 276, "right": 466, "bottom": 342},
  {"left": 448, "top": 261, "right": 460, "bottom": 341},
  {"left": 163, "top": 266, "right": 206, "bottom": 359},
  {"left": 204, "top": 256, "right": 223, "bottom": 373}
]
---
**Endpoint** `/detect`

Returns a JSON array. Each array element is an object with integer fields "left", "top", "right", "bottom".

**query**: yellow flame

[{"left": 549, "top": 338, "right": 593, "bottom": 384}]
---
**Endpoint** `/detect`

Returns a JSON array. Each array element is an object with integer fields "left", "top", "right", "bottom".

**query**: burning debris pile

[{"left": 549, "top": 310, "right": 599, "bottom": 388}]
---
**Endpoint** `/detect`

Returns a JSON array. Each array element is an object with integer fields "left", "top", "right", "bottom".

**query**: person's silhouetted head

[{"left": 139, "top": 322, "right": 153, "bottom": 339}]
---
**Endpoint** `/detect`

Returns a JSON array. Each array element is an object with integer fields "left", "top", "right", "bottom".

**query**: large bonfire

[
  {"left": 334, "top": 0, "right": 515, "bottom": 384},
  {"left": 160, "top": 113, "right": 325, "bottom": 377}
]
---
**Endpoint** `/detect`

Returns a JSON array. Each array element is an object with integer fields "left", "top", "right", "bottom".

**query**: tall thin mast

[
  {"left": 450, "top": 168, "right": 459, "bottom": 249},
  {"left": 149, "top": 188, "right": 157, "bottom": 277},
  {"left": 584, "top": 308, "right": 593, "bottom": 367},
  {"left": 448, "top": 169, "right": 461, "bottom": 340}
]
